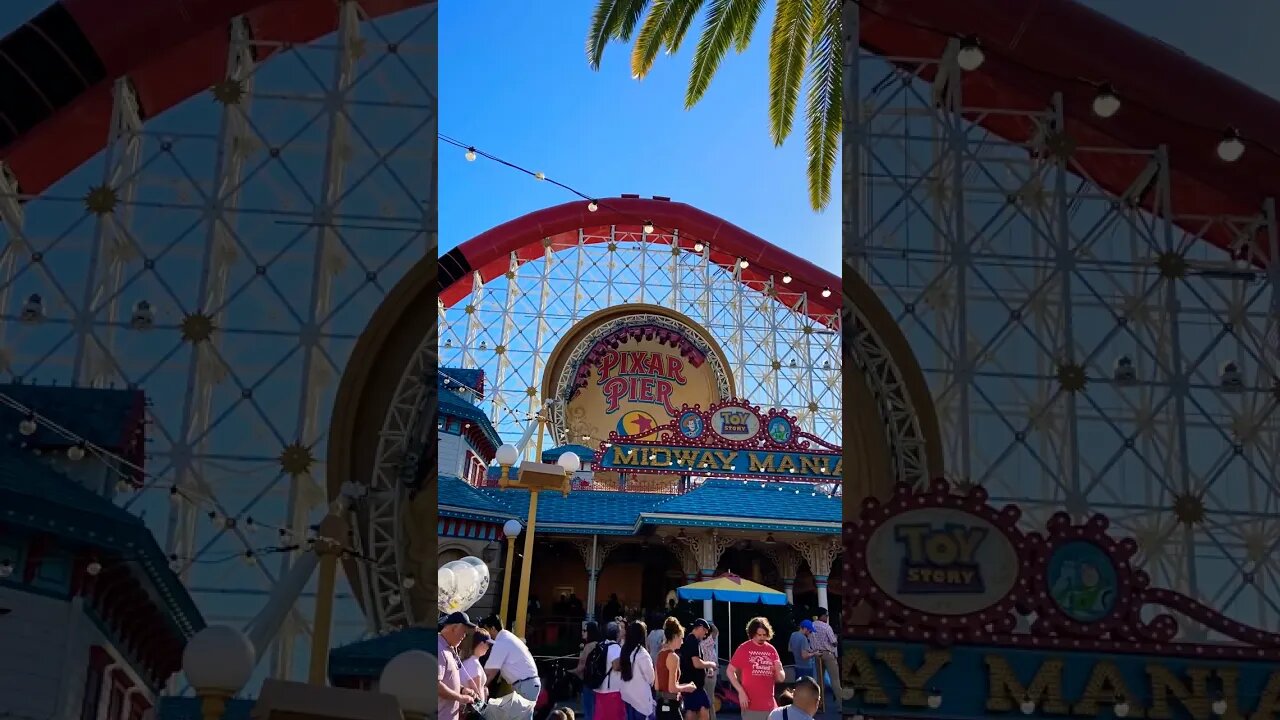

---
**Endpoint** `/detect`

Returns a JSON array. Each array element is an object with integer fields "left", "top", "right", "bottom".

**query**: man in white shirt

[{"left": 480, "top": 614, "right": 542, "bottom": 704}]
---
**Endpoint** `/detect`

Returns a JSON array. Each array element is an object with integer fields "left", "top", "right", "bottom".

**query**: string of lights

[
  {"left": 849, "top": 0, "right": 1280, "bottom": 164},
  {"left": 437, "top": 133, "right": 833, "bottom": 300}
]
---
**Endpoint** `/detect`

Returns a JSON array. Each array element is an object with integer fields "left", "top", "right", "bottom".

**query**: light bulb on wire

[
  {"left": 926, "top": 689, "right": 942, "bottom": 709},
  {"left": 587, "top": 200, "right": 598, "bottom": 212},
  {"left": 1092, "top": 83, "right": 1121, "bottom": 118},
  {"left": 67, "top": 443, "right": 86, "bottom": 461},
  {"left": 464, "top": 147, "right": 476, "bottom": 162},
  {"left": 738, "top": 258, "right": 749, "bottom": 269},
  {"left": 957, "top": 36, "right": 985, "bottom": 71},
  {"left": 1218, "top": 127, "right": 1245, "bottom": 162},
  {"left": 782, "top": 272, "right": 792, "bottom": 284},
  {"left": 534, "top": 171, "right": 546, "bottom": 181},
  {"left": 18, "top": 416, "right": 36, "bottom": 436},
  {"left": 1115, "top": 701, "right": 1131, "bottom": 718},
  {"left": 643, "top": 221, "right": 655, "bottom": 234},
  {"left": 821, "top": 287, "right": 832, "bottom": 298}
]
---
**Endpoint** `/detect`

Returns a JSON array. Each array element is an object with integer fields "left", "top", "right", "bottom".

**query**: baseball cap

[
  {"left": 800, "top": 620, "right": 815, "bottom": 632},
  {"left": 441, "top": 611, "right": 478, "bottom": 628},
  {"left": 691, "top": 618, "right": 710, "bottom": 630}
]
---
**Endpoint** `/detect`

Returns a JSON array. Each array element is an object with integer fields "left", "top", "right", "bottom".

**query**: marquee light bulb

[
  {"left": 782, "top": 273, "right": 792, "bottom": 284},
  {"left": 821, "top": 287, "right": 832, "bottom": 298},
  {"left": 957, "top": 36, "right": 984, "bottom": 71},
  {"left": 926, "top": 690, "right": 942, "bottom": 709},
  {"left": 1212, "top": 699, "right": 1228, "bottom": 716},
  {"left": 693, "top": 241, "right": 704, "bottom": 252},
  {"left": 1092, "top": 83, "right": 1121, "bottom": 118},
  {"left": 1217, "top": 127, "right": 1245, "bottom": 162},
  {"left": 738, "top": 258, "right": 749, "bottom": 269},
  {"left": 588, "top": 200, "right": 598, "bottom": 212},
  {"left": 1115, "top": 701, "right": 1130, "bottom": 718},
  {"left": 643, "top": 221, "right": 655, "bottom": 234}
]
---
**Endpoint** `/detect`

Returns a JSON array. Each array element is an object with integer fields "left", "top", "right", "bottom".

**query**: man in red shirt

[{"left": 726, "top": 617, "right": 785, "bottom": 720}]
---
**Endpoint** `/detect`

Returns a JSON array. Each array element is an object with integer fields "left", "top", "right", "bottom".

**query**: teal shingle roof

[
  {"left": 329, "top": 626, "right": 439, "bottom": 678},
  {"left": 439, "top": 475, "right": 514, "bottom": 520},
  {"left": 478, "top": 486, "right": 665, "bottom": 534},
  {"left": 438, "top": 381, "right": 502, "bottom": 449},
  {"left": 652, "top": 479, "right": 840, "bottom": 522},
  {"left": 0, "top": 444, "right": 205, "bottom": 638},
  {"left": 441, "top": 368, "right": 485, "bottom": 398},
  {"left": 542, "top": 444, "right": 597, "bottom": 463}
]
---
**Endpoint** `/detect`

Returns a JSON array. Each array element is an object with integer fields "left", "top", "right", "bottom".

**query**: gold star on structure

[
  {"left": 279, "top": 442, "right": 315, "bottom": 476},
  {"left": 526, "top": 386, "right": 538, "bottom": 397},
  {"left": 1172, "top": 492, "right": 1206, "bottom": 525},
  {"left": 771, "top": 360, "right": 782, "bottom": 371},
  {"left": 211, "top": 78, "right": 246, "bottom": 105},
  {"left": 807, "top": 402, "right": 819, "bottom": 412},
  {"left": 1056, "top": 362, "right": 1087, "bottom": 393},
  {"left": 495, "top": 344, "right": 506, "bottom": 355},
  {"left": 180, "top": 311, "right": 215, "bottom": 343},
  {"left": 1156, "top": 251, "right": 1187, "bottom": 280},
  {"left": 84, "top": 185, "right": 119, "bottom": 215}
]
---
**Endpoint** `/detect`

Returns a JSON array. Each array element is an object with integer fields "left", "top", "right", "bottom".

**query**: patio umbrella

[{"left": 676, "top": 573, "right": 787, "bottom": 649}]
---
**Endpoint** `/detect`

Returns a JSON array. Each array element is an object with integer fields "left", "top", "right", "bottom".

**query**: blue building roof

[
  {"left": 443, "top": 479, "right": 840, "bottom": 536},
  {"left": 478, "top": 486, "right": 666, "bottom": 535},
  {"left": 542, "top": 444, "right": 597, "bottom": 464},
  {"left": 441, "top": 367, "right": 485, "bottom": 398},
  {"left": 645, "top": 479, "right": 841, "bottom": 532},
  {"left": 329, "top": 626, "right": 439, "bottom": 678},
  {"left": 0, "top": 444, "right": 205, "bottom": 638},
  {"left": 438, "top": 380, "right": 502, "bottom": 450},
  {"left": 439, "top": 475, "right": 515, "bottom": 521}
]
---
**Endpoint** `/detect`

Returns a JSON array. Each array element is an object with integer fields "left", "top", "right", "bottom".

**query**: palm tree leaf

[
  {"left": 731, "top": 0, "right": 765, "bottom": 53},
  {"left": 662, "top": 0, "right": 701, "bottom": 53},
  {"left": 766, "top": 0, "right": 812, "bottom": 145},
  {"left": 686, "top": 0, "right": 762, "bottom": 108},
  {"left": 804, "top": 0, "right": 841, "bottom": 210},
  {"left": 587, "top": 0, "right": 651, "bottom": 70},
  {"left": 632, "top": 0, "right": 689, "bottom": 78}
]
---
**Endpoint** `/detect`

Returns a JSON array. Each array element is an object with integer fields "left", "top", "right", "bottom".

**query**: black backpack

[{"left": 584, "top": 641, "right": 615, "bottom": 690}]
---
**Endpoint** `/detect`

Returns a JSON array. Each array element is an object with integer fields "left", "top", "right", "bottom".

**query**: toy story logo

[
  {"left": 542, "top": 306, "right": 735, "bottom": 445},
  {"left": 844, "top": 480, "right": 1280, "bottom": 720}
]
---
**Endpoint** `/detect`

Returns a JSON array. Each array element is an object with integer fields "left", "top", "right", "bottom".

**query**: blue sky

[{"left": 437, "top": 1, "right": 842, "bottom": 271}]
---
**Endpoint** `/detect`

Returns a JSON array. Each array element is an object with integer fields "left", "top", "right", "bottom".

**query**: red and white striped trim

[{"left": 437, "top": 517, "right": 501, "bottom": 540}]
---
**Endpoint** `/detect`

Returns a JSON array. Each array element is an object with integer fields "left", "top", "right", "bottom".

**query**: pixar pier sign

[
  {"left": 843, "top": 480, "right": 1280, "bottom": 720},
  {"left": 592, "top": 400, "right": 840, "bottom": 481}
]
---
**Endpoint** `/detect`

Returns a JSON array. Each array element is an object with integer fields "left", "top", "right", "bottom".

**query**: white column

[
  {"left": 783, "top": 580, "right": 795, "bottom": 604},
  {"left": 702, "top": 598, "right": 713, "bottom": 622},
  {"left": 586, "top": 534, "right": 599, "bottom": 621},
  {"left": 815, "top": 576, "right": 829, "bottom": 611}
]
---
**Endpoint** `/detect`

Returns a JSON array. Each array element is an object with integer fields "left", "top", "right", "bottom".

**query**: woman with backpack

[
  {"left": 589, "top": 622, "right": 626, "bottom": 720},
  {"left": 573, "top": 622, "right": 603, "bottom": 720},
  {"left": 618, "top": 621, "right": 655, "bottom": 720}
]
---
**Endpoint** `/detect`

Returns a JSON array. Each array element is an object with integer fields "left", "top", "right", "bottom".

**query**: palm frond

[
  {"left": 662, "top": 0, "right": 702, "bottom": 53},
  {"left": 587, "top": 0, "right": 651, "bottom": 70},
  {"left": 731, "top": 0, "right": 765, "bottom": 53},
  {"left": 686, "top": 0, "right": 763, "bottom": 108},
  {"left": 632, "top": 0, "right": 688, "bottom": 78},
  {"left": 804, "top": 0, "right": 841, "bottom": 210},
  {"left": 766, "top": 0, "right": 813, "bottom": 145}
]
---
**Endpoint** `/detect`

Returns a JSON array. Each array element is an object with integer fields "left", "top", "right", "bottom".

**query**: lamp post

[
  {"left": 494, "top": 441, "right": 578, "bottom": 639},
  {"left": 182, "top": 626, "right": 255, "bottom": 720},
  {"left": 379, "top": 650, "right": 437, "bottom": 720},
  {"left": 499, "top": 517, "right": 523, "bottom": 626},
  {"left": 308, "top": 513, "right": 350, "bottom": 685}
]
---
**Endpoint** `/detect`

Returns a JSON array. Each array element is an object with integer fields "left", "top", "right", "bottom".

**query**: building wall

[
  {"left": 0, "top": 589, "right": 154, "bottom": 720},
  {"left": 438, "top": 432, "right": 468, "bottom": 479}
]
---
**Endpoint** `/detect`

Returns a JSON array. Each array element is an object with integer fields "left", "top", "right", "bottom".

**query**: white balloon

[
  {"left": 446, "top": 561, "right": 481, "bottom": 610},
  {"left": 438, "top": 566, "right": 460, "bottom": 614},
  {"left": 459, "top": 556, "right": 490, "bottom": 598}
]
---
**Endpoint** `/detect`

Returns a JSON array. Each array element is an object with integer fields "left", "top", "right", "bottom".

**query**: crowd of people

[{"left": 438, "top": 607, "right": 842, "bottom": 720}]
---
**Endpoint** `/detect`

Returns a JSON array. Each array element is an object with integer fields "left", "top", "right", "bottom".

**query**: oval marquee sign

[
  {"left": 865, "top": 507, "right": 1019, "bottom": 616},
  {"left": 709, "top": 406, "right": 760, "bottom": 440}
]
